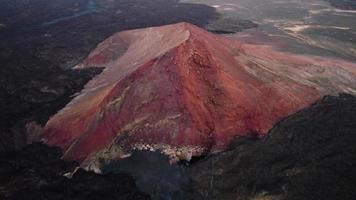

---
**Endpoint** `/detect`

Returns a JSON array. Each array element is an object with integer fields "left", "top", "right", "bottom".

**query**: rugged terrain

[
  {"left": 42, "top": 23, "right": 356, "bottom": 169},
  {"left": 0, "top": 1, "right": 355, "bottom": 200},
  {"left": 0, "top": 0, "right": 256, "bottom": 155},
  {"left": 183, "top": 0, "right": 356, "bottom": 61},
  {"left": 185, "top": 93, "right": 356, "bottom": 200},
  {"left": 2, "top": 94, "right": 355, "bottom": 200},
  {"left": 0, "top": 143, "right": 150, "bottom": 200}
]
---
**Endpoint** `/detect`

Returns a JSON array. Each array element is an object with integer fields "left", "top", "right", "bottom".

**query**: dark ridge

[
  {"left": 208, "top": 30, "right": 236, "bottom": 34},
  {"left": 0, "top": 143, "right": 150, "bottom": 200},
  {"left": 324, "top": 0, "right": 356, "bottom": 10},
  {"left": 185, "top": 93, "right": 356, "bottom": 200},
  {"left": 207, "top": 19, "right": 258, "bottom": 34}
]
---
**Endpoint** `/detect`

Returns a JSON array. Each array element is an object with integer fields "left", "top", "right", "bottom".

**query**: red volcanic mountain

[{"left": 42, "top": 22, "right": 356, "bottom": 169}]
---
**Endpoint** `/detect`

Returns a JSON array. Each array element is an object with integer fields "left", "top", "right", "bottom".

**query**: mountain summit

[{"left": 42, "top": 22, "right": 356, "bottom": 169}]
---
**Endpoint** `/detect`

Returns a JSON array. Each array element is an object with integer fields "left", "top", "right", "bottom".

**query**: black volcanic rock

[
  {"left": 0, "top": 143, "right": 150, "bottom": 200},
  {"left": 185, "top": 94, "right": 356, "bottom": 200},
  {"left": 103, "top": 151, "right": 191, "bottom": 200},
  {"left": 0, "top": 55, "right": 102, "bottom": 154}
]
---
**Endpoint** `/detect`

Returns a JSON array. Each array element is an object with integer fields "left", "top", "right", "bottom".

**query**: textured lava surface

[
  {"left": 185, "top": 94, "right": 356, "bottom": 200},
  {"left": 42, "top": 23, "right": 356, "bottom": 168},
  {"left": 0, "top": 143, "right": 150, "bottom": 200}
]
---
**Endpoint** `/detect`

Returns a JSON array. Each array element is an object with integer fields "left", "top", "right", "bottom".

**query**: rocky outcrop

[
  {"left": 185, "top": 94, "right": 356, "bottom": 200},
  {"left": 0, "top": 143, "right": 150, "bottom": 200},
  {"left": 42, "top": 23, "right": 356, "bottom": 167}
]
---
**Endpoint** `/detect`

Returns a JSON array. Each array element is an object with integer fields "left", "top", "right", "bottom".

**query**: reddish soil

[{"left": 42, "top": 23, "right": 356, "bottom": 165}]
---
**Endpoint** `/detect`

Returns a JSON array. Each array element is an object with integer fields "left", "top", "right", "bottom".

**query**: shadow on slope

[
  {"left": 185, "top": 93, "right": 356, "bottom": 200},
  {"left": 103, "top": 151, "right": 191, "bottom": 200},
  {"left": 0, "top": 143, "right": 150, "bottom": 200}
]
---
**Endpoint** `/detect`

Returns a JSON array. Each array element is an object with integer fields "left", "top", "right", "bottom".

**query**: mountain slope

[
  {"left": 185, "top": 93, "right": 356, "bottom": 200},
  {"left": 42, "top": 23, "right": 356, "bottom": 168}
]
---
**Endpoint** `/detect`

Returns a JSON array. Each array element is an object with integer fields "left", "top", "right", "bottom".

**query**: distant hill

[{"left": 324, "top": 0, "right": 356, "bottom": 10}]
